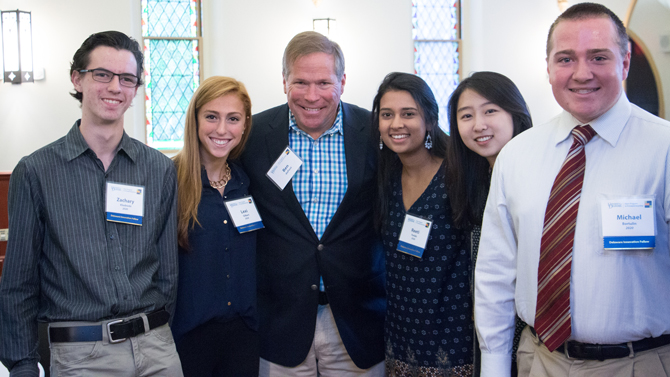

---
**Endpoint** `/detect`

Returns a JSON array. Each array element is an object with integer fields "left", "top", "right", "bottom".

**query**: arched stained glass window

[
  {"left": 142, "top": 0, "right": 201, "bottom": 150},
  {"left": 412, "top": 0, "right": 461, "bottom": 131}
]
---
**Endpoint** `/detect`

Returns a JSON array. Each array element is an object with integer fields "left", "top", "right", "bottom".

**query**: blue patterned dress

[{"left": 382, "top": 164, "right": 473, "bottom": 377}]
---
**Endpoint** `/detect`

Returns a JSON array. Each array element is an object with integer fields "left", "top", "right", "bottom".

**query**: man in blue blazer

[{"left": 241, "top": 31, "right": 385, "bottom": 376}]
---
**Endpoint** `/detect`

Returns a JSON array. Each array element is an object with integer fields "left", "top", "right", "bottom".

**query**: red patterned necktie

[{"left": 535, "top": 124, "right": 597, "bottom": 352}]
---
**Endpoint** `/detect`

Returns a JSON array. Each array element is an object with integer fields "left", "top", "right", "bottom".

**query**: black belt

[
  {"left": 319, "top": 291, "right": 329, "bottom": 305},
  {"left": 530, "top": 327, "right": 670, "bottom": 360},
  {"left": 49, "top": 309, "right": 170, "bottom": 344}
]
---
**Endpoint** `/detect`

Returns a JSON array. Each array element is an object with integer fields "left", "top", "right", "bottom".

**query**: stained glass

[
  {"left": 412, "top": 0, "right": 458, "bottom": 41},
  {"left": 414, "top": 42, "right": 459, "bottom": 131},
  {"left": 142, "top": 0, "right": 197, "bottom": 38},
  {"left": 142, "top": 0, "right": 200, "bottom": 150},
  {"left": 412, "top": 0, "right": 460, "bottom": 132},
  {"left": 145, "top": 39, "right": 200, "bottom": 150}
]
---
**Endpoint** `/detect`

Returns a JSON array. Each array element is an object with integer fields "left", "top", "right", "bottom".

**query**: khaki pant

[
  {"left": 259, "top": 305, "right": 385, "bottom": 377},
  {"left": 517, "top": 326, "right": 670, "bottom": 377},
  {"left": 50, "top": 323, "right": 182, "bottom": 377}
]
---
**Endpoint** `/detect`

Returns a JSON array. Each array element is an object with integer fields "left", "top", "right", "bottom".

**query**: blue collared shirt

[{"left": 288, "top": 105, "right": 347, "bottom": 240}]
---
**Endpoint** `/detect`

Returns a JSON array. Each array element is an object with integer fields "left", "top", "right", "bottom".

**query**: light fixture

[
  {"left": 2, "top": 9, "right": 33, "bottom": 84},
  {"left": 313, "top": 18, "right": 336, "bottom": 38},
  {"left": 558, "top": 0, "right": 570, "bottom": 12}
]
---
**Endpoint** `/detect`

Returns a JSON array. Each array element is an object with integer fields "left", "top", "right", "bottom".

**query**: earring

[
  {"left": 425, "top": 134, "right": 433, "bottom": 150},
  {"left": 379, "top": 136, "right": 384, "bottom": 150}
]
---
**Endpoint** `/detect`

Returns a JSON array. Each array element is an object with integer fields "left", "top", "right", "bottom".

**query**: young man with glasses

[{"left": 0, "top": 31, "right": 182, "bottom": 376}]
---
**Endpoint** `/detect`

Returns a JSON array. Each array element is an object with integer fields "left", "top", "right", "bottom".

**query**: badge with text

[
  {"left": 266, "top": 146, "right": 303, "bottom": 190},
  {"left": 106, "top": 182, "right": 145, "bottom": 226},
  {"left": 397, "top": 214, "right": 433, "bottom": 258},
  {"left": 224, "top": 196, "right": 265, "bottom": 233},
  {"left": 600, "top": 196, "right": 655, "bottom": 249}
]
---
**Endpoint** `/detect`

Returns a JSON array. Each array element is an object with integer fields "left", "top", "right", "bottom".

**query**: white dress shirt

[{"left": 474, "top": 93, "right": 670, "bottom": 377}]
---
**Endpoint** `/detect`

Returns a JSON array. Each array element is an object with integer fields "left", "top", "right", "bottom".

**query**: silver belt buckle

[
  {"left": 564, "top": 340, "right": 573, "bottom": 359},
  {"left": 106, "top": 319, "right": 126, "bottom": 343}
]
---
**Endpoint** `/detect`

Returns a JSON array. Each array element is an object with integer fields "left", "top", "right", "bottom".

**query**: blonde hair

[{"left": 173, "top": 76, "right": 253, "bottom": 250}]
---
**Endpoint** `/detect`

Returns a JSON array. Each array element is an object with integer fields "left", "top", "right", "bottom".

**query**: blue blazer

[{"left": 240, "top": 102, "right": 385, "bottom": 368}]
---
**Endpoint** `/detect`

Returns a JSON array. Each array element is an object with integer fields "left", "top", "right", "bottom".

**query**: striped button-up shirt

[
  {"left": 289, "top": 105, "right": 347, "bottom": 239},
  {"left": 0, "top": 121, "right": 178, "bottom": 376}
]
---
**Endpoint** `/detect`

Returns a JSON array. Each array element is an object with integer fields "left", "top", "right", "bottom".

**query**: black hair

[
  {"left": 445, "top": 71, "right": 532, "bottom": 230},
  {"left": 371, "top": 72, "right": 448, "bottom": 231},
  {"left": 70, "top": 31, "right": 144, "bottom": 102}
]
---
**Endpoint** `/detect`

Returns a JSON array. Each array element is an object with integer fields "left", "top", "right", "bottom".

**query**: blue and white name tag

[
  {"left": 397, "top": 214, "right": 432, "bottom": 258},
  {"left": 224, "top": 196, "right": 264, "bottom": 233},
  {"left": 106, "top": 182, "right": 144, "bottom": 226},
  {"left": 600, "top": 196, "right": 655, "bottom": 249},
  {"left": 266, "top": 146, "right": 302, "bottom": 190}
]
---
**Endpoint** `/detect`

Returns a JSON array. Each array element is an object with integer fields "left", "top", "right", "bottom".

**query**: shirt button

[
  {"left": 317, "top": 244, "right": 324, "bottom": 251},
  {"left": 228, "top": 302, "right": 232, "bottom": 306},
  {"left": 227, "top": 275, "right": 230, "bottom": 279},
  {"left": 115, "top": 266, "right": 120, "bottom": 271},
  {"left": 110, "top": 234, "right": 115, "bottom": 239},
  {"left": 224, "top": 220, "right": 228, "bottom": 224},
  {"left": 311, "top": 284, "right": 318, "bottom": 291},
  {"left": 314, "top": 169, "right": 319, "bottom": 174}
]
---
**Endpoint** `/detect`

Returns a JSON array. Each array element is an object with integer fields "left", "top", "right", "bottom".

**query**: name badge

[
  {"left": 106, "top": 182, "right": 144, "bottom": 226},
  {"left": 600, "top": 196, "right": 655, "bottom": 249},
  {"left": 397, "top": 213, "right": 433, "bottom": 258},
  {"left": 224, "top": 196, "right": 265, "bottom": 233},
  {"left": 266, "top": 146, "right": 303, "bottom": 190}
]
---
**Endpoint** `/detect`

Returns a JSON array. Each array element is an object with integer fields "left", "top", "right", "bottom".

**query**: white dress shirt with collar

[{"left": 474, "top": 93, "right": 670, "bottom": 377}]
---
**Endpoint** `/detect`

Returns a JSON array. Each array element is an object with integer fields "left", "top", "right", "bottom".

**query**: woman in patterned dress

[
  {"left": 445, "top": 71, "right": 532, "bottom": 376},
  {"left": 372, "top": 72, "right": 473, "bottom": 377}
]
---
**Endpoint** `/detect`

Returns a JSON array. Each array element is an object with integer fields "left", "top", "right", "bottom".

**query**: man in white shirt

[{"left": 474, "top": 3, "right": 670, "bottom": 376}]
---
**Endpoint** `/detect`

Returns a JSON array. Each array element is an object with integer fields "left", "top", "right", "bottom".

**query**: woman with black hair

[
  {"left": 373, "top": 72, "right": 473, "bottom": 377},
  {"left": 445, "top": 71, "right": 532, "bottom": 375}
]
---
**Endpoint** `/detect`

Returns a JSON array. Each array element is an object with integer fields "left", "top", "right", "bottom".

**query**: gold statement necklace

[{"left": 209, "top": 163, "right": 231, "bottom": 189}]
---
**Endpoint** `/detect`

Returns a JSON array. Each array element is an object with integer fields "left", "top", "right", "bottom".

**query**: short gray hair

[{"left": 282, "top": 31, "right": 345, "bottom": 80}]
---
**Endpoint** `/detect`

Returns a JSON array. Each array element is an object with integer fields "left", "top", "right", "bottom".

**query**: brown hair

[
  {"left": 546, "top": 2, "right": 628, "bottom": 58},
  {"left": 173, "top": 76, "right": 253, "bottom": 250},
  {"left": 282, "top": 31, "right": 345, "bottom": 80},
  {"left": 70, "top": 31, "right": 144, "bottom": 103}
]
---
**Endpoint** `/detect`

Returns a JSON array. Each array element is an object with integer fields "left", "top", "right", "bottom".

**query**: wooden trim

[
  {"left": 624, "top": 0, "right": 638, "bottom": 27},
  {"left": 627, "top": 30, "right": 665, "bottom": 119}
]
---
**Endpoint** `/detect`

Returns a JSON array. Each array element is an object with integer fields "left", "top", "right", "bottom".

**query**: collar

[
  {"left": 63, "top": 120, "right": 137, "bottom": 163},
  {"left": 554, "top": 91, "right": 631, "bottom": 148},
  {"left": 288, "top": 103, "right": 344, "bottom": 139}
]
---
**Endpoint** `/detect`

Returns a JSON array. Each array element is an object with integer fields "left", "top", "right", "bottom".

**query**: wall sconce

[
  {"left": 1, "top": 9, "right": 33, "bottom": 84},
  {"left": 313, "top": 18, "right": 337, "bottom": 38},
  {"left": 557, "top": 0, "right": 570, "bottom": 12}
]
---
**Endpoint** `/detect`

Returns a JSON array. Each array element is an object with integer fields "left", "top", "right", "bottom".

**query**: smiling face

[
  {"left": 379, "top": 90, "right": 430, "bottom": 160},
  {"left": 456, "top": 89, "right": 514, "bottom": 167},
  {"left": 197, "top": 94, "right": 246, "bottom": 167},
  {"left": 71, "top": 46, "right": 139, "bottom": 127},
  {"left": 283, "top": 52, "right": 346, "bottom": 139},
  {"left": 547, "top": 16, "right": 630, "bottom": 124}
]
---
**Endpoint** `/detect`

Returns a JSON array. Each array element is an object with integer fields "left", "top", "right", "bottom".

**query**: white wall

[
  {"left": 0, "top": 0, "right": 144, "bottom": 171},
  {"left": 463, "top": 0, "right": 562, "bottom": 126},
  {"left": 1, "top": 0, "right": 658, "bottom": 172},
  {"left": 202, "top": 0, "right": 414, "bottom": 114}
]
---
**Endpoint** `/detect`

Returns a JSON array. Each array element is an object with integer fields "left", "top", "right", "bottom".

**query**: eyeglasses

[{"left": 79, "top": 68, "right": 139, "bottom": 87}]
